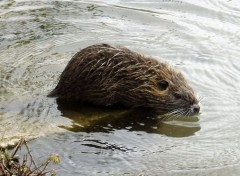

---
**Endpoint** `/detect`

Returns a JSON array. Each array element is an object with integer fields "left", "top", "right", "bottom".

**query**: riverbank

[{"left": 0, "top": 138, "right": 60, "bottom": 176}]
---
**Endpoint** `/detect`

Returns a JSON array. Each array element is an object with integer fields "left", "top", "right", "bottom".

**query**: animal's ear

[{"left": 157, "top": 80, "right": 168, "bottom": 91}]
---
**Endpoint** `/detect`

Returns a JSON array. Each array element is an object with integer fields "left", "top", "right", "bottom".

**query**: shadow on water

[{"left": 56, "top": 99, "right": 201, "bottom": 137}]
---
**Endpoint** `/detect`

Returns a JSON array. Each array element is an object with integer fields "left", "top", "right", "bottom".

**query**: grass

[{"left": 0, "top": 138, "right": 60, "bottom": 176}]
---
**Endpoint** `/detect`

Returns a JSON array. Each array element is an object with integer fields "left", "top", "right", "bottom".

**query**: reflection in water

[{"left": 56, "top": 99, "right": 200, "bottom": 137}]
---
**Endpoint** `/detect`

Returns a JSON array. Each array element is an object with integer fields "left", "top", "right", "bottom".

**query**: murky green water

[{"left": 1, "top": 0, "right": 240, "bottom": 175}]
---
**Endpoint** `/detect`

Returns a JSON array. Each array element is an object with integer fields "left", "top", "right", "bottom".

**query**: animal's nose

[{"left": 192, "top": 103, "right": 200, "bottom": 114}]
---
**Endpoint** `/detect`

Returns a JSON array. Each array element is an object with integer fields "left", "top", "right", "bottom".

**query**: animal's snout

[{"left": 192, "top": 103, "right": 200, "bottom": 114}]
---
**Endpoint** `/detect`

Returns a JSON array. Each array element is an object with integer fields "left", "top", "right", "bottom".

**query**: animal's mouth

[{"left": 160, "top": 104, "right": 200, "bottom": 118}]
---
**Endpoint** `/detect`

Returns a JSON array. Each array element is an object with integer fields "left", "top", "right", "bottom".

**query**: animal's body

[{"left": 48, "top": 44, "right": 200, "bottom": 116}]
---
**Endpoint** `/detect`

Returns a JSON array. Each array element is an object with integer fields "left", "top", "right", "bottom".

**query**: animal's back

[{"left": 49, "top": 44, "right": 156, "bottom": 105}]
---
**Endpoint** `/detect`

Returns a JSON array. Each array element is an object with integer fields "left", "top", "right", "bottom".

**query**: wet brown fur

[{"left": 48, "top": 44, "right": 199, "bottom": 115}]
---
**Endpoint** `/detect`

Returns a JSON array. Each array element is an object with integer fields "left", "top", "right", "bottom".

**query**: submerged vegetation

[{"left": 0, "top": 138, "right": 60, "bottom": 176}]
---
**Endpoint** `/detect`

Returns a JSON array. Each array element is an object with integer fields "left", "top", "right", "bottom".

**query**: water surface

[{"left": 1, "top": 0, "right": 240, "bottom": 175}]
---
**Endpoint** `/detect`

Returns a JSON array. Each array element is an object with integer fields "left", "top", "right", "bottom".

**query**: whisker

[
  {"left": 198, "top": 96, "right": 206, "bottom": 103},
  {"left": 161, "top": 109, "right": 180, "bottom": 121},
  {"left": 176, "top": 110, "right": 185, "bottom": 120},
  {"left": 171, "top": 108, "right": 184, "bottom": 120},
  {"left": 165, "top": 109, "right": 178, "bottom": 116},
  {"left": 160, "top": 106, "right": 198, "bottom": 121},
  {"left": 184, "top": 110, "right": 191, "bottom": 119}
]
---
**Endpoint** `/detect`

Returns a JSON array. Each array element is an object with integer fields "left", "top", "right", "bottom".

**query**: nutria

[{"left": 48, "top": 43, "right": 200, "bottom": 116}]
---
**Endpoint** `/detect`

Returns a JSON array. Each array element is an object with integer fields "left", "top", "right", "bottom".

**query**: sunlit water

[{"left": 1, "top": 0, "right": 240, "bottom": 175}]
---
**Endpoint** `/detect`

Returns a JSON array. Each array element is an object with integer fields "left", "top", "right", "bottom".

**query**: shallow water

[{"left": 1, "top": 0, "right": 240, "bottom": 175}]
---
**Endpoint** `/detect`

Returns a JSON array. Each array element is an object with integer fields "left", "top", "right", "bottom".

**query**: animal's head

[{"left": 120, "top": 61, "right": 200, "bottom": 116}]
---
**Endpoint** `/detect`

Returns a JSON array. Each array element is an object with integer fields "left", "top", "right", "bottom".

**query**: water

[{"left": 1, "top": 0, "right": 240, "bottom": 175}]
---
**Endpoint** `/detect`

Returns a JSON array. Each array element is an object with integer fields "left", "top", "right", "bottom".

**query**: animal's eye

[
  {"left": 174, "top": 93, "right": 182, "bottom": 99},
  {"left": 157, "top": 80, "right": 169, "bottom": 91}
]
